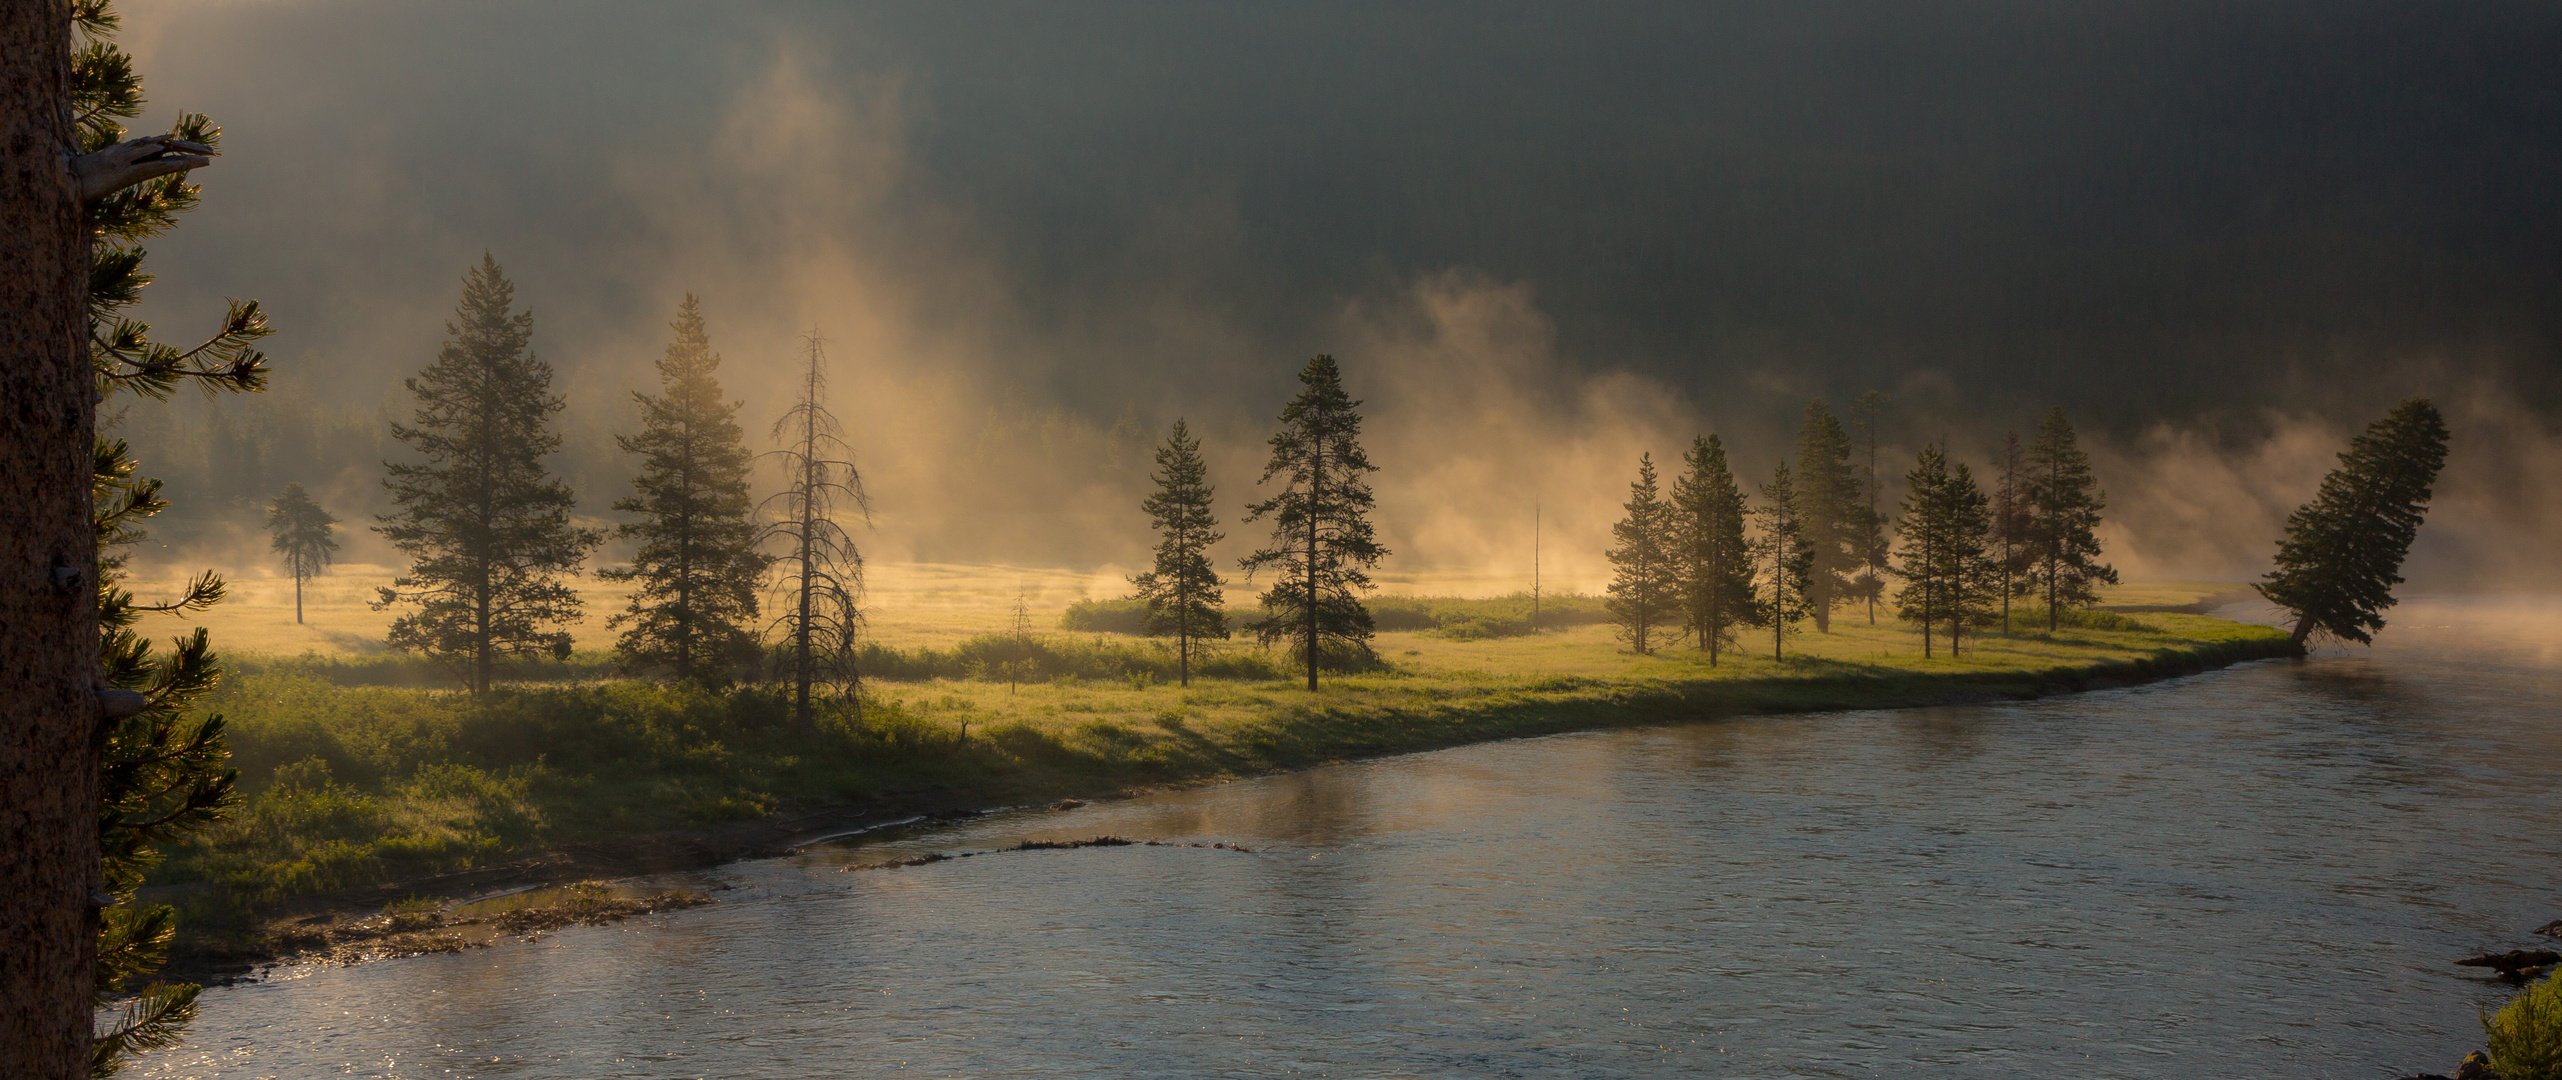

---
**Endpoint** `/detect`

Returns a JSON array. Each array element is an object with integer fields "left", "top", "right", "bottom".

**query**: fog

[{"left": 106, "top": 1, "right": 2561, "bottom": 595}]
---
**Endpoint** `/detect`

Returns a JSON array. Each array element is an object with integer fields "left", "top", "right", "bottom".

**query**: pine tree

[
  {"left": 1894, "top": 444, "right": 1997, "bottom": 657},
  {"left": 1990, "top": 432, "right": 2033, "bottom": 635},
  {"left": 1849, "top": 390, "right": 1892, "bottom": 626},
  {"left": 1130, "top": 420, "right": 1227, "bottom": 686},
  {"left": 1241, "top": 355, "right": 1387, "bottom": 690},
  {"left": 761, "top": 332, "right": 871, "bottom": 731},
  {"left": 1793, "top": 400, "right": 1862, "bottom": 633},
  {"left": 374, "top": 256, "right": 602, "bottom": 694},
  {"left": 2257, "top": 398, "right": 2451, "bottom": 647},
  {"left": 1671, "top": 434, "right": 1757, "bottom": 665},
  {"left": 54, "top": 6, "right": 267, "bottom": 1073},
  {"left": 264, "top": 484, "right": 337, "bottom": 625},
  {"left": 600, "top": 295, "right": 770, "bottom": 687},
  {"left": 1604, "top": 453, "right": 1680, "bottom": 653},
  {"left": 1753, "top": 460, "right": 1810, "bottom": 660},
  {"left": 2024, "top": 408, "right": 2118, "bottom": 630}
]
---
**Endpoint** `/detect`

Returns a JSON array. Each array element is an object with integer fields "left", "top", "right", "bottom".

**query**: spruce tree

[
  {"left": 1849, "top": 390, "right": 1893, "bottom": 626},
  {"left": 374, "top": 256, "right": 603, "bottom": 694},
  {"left": 1604, "top": 453, "right": 1680, "bottom": 653},
  {"left": 1753, "top": 460, "right": 1810, "bottom": 660},
  {"left": 2256, "top": 398, "right": 2451, "bottom": 647},
  {"left": 1240, "top": 354, "right": 1387, "bottom": 690},
  {"left": 2024, "top": 408, "right": 2118, "bottom": 630},
  {"left": 600, "top": 295, "right": 770, "bottom": 686},
  {"left": 1793, "top": 400, "right": 1862, "bottom": 633},
  {"left": 1671, "top": 434, "right": 1757, "bottom": 665},
  {"left": 761, "top": 332, "right": 871, "bottom": 730},
  {"left": 1130, "top": 420, "right": 1228, "bottom": 686},
  {"left": 264, "top": 483, "right": 337, "bottom": 625}
]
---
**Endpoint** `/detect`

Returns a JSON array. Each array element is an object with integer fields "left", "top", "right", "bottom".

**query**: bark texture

[{"left": 1, "top": 2, "right": 105, "bottom": 1076}]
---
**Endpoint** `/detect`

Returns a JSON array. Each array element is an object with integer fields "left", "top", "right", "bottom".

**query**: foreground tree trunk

[{"left": 2, "top": 3, "right": 106, "bottom": 1075}]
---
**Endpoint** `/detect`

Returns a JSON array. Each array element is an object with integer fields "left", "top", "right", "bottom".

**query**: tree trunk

[
  {"left": 1305, "top": 413, "right": 1322, "bottom": 692},
  {"left": 1, "top": 3, "right": 105, "bottom": 1074},
  {"left": 295, "top": 570, "right": 305, "bottom": 624},
  {"left": 2290, "top": 612, "right": 2316, "bottom": 649}
]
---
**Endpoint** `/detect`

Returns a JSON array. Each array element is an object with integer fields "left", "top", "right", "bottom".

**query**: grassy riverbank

[{"left": 149, "top": 584, "right": 2292, "bottom": 944}]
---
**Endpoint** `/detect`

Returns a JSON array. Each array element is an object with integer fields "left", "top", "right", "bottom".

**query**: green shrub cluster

[
  {"left": 228, "top": 649, "right": 621, "bottom": 688},
  {"left": 2004, "top": 606, "right": 2159, "bottom": 633},
  {"left": 851, "top": 634, "right": 1288, "bottom": 683},
  {"left": 1366, "top": 593, "right": 1610, "bottom": 637},
  {"left": 2489, "top": 974, "right": 2562, "bottom": 1080},
  {"left": 1066, "top": 592, "right": 1609, "bottom": 640}
]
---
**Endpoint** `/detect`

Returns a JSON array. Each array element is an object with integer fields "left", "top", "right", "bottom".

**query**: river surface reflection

[{"left": 142, "top": 598, "right": 2561, "bottom": 1078}]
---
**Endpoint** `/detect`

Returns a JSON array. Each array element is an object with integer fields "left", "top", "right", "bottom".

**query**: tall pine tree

[
  {"left": 1894, "top": 444, "right": 1996, "bottom": 657},
  {"left": 1604, "top": 453, "right": 1680, "bottom": 654},
  {"left": 1753, "top": 460, "right": 1809, "bottom": 660},
  {"left": 1672, "top": 434, "right": 1757, "bottom": 665},
  {"left": 2024, "top": 408, "right": 2118, "bottom": 630},
  {"left": 61, "top": 5, "right": 268, "bottom": 1072},
  {"left": 601, "top": 295, "right": 769, "bottom": 686},
  {"left": 761, "top": 332, "right": 871, "bottom": 731},
  {"left": 264, "top": 483, "right": 337, "bottom": 625},
  {"left": 1793, "top": 400, "right": 1862, "bottom": 632},
  {"left": 1130, "top": 419, "right": 1228, "bottom": 687},
  {"left": 1240, "top": 355, "right": 1386, "bottom": 690},
  {"left": 2257, "top": 398, "right": 2450, "bottom": 647},
  {"left": 374, "top": 256, "right": 603, "bottom": 694}
]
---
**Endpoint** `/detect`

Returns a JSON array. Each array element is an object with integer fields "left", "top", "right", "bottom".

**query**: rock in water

[
  {"left": 2452, "top": 1050, "right": 2492, "bottom": 1080},
  {"left": 2536, "top": 918, "right": 2562, "bottom": 938},
  {"left": 2456, "top": 948, "right": 2561, "bottom": 975}
]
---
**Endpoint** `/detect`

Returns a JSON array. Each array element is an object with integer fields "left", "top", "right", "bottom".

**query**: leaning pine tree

[
  {"left": 265, "top": 483, "right": 337, "bottom": 625},
  {"left": 1752, "top": 460, "right": 1810, "bottom": 660},
  {"left": 1130, "top": 420, "right": 1227, "bottom": 687},
  {"left": 1793, "top": 400, "right": 1863, "bottom": 632},
  {"left": 760, "top": 332, "right": 872, "bottom": 731},
  {"left": 601, "top": 295, "right": 771, "bottom": 686},
  {"left": 2024, "top": 407, "right": 2118, "bottom": 630},
  {"left": 374, "top": 255, "right": 602, "bottom": 694},
  {"left": 1604, "top": 453, "right": 1680, "bottom": 654},
  {"left": 1672, "top": 434, "right": 1757, "bottom": 665},
  {"left": 1240, "top": 354, "right": 1387, "bottom": 690},
  {"left": 2256, "top": 398, "right": 2451, "bottom": 648}
]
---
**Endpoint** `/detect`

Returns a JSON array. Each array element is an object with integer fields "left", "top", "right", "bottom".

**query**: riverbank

[{"left": 153, "top": 604, "right": 2293, "bottom": 982}]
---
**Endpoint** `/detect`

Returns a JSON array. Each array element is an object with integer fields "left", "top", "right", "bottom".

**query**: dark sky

[{"left": 126, "top": 0, "right": 2562, "bottom": 431}]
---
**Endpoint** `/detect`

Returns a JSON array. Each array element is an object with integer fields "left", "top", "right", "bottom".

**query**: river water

[{"left": 140, "top": 598, "right": 2560, "bottom": 1079}]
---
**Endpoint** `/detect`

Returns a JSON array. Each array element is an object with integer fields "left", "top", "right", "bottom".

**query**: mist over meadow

[{"left": 109, "top": 0, "right": 2561, "bottom": 591}]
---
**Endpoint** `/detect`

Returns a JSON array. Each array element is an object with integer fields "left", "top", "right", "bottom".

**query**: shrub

[
  {"left": 2008, "top": 606, "right": 2157, "bottom": 633},
  {"left": 2489, "top": 973, "right": 2562, "bottom": 1080}
]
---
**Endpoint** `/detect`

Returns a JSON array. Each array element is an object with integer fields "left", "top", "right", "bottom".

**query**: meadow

[{"left": 126, "top": 563, "right": 2290, "bottom": 929}]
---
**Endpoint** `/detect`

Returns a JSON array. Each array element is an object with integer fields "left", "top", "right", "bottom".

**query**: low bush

[
  {"left": 851, "top": 633, "right": 1287, "bottom": 684},
  {"left": 2489, "top": 974, "right": 2562, "bottom": 1080},
  {"left": 2005, "top": 606, "right": 2158, "bottom": 634},
  {"left": 1368, "top": 593, "right": 1609, "bottom": 638}
]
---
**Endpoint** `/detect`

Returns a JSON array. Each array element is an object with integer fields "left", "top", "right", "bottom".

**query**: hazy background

[{"left": 107, "top": 0, "right": 2561, "bottom": 594}]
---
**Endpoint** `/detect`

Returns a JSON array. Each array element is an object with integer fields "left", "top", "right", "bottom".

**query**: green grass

[{"left": 161, "top": 610, "right": 2292, "bottom": 925}]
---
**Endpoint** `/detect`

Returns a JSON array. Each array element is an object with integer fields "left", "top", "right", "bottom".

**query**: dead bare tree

[{"left": 760, "top": 331, "right": 871, "bottom": 733}]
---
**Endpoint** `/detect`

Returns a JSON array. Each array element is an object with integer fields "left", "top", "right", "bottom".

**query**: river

[{"left": 139, "top": 597, "right": 2561, "bottom": 1078}]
